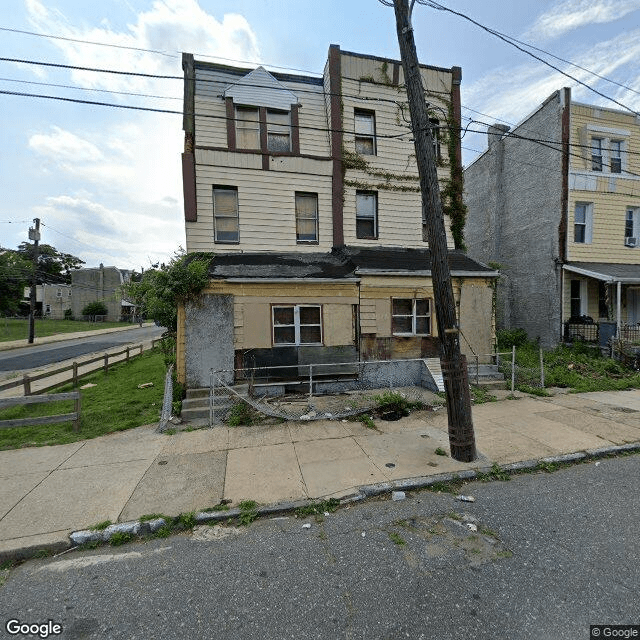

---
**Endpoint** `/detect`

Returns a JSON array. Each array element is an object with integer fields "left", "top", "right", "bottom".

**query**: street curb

[
  {"left": 2, "top": 441, "right": 639, "bottom": 563},
  {"left": 0, "top": 323, "right": 156, "bottom": 352}
]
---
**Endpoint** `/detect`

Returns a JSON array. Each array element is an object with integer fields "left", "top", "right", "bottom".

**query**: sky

[{"left": 1, "top": 0, "right": 639, "bottom": 270}]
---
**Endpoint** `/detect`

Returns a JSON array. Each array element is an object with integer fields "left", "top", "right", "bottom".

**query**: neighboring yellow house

[
  {"left": 178, "top": 45, "right": 497, "bottom": 389},
  {"left": 465, "top": 87, "right": 640, "bottom": 347}
]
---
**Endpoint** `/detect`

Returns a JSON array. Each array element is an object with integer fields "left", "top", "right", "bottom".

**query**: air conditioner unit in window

[{"left": 625, "top": 237, "right": 637, "bottom": 247}]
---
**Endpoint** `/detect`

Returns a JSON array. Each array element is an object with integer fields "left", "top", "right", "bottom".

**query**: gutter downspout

[{"left": 617, "top": 281, "right": 622, "bottom": 337}]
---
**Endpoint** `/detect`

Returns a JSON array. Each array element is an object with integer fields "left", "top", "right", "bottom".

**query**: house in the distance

[
  {"left": 464, "top": 88, "right": 640, "bottom": 348},
  {"left": 177, "top": 45, "right": 497, "bottom": 389},
  {"left": 71, "top": 264, "right": 134, "bottom": 322},
  {"left": 22, "top": 284, "right": 72, "bottom": 319}
]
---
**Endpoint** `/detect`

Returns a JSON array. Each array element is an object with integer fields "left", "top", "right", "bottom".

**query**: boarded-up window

[
  {"left": 236, "top": 106, "right": 260, "bottom": 149},
  {"left": 267, "top": 109, "right": 291, "bottom": 152},
  {"left": 356, "top": 191, "right": 377, "bottom": 239},
  {"left": 295, "top": 193, "right": 318, "bottom": 243},
  {"left": 392, "top": 298, "right": 431, "bottom": 336},
  {"left": 213, "top": 187, "right": 239, "bottom": 243},
  {"left": 355, "top": 110, "right": 376, "bottom": 155},
  {"left": 273, "top": 305, "right": 322, "bottom": 345}
]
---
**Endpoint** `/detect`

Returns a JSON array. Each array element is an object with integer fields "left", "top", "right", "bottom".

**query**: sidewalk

[{"left": 1, "top": 388, "right": 639, "bottom": 559}]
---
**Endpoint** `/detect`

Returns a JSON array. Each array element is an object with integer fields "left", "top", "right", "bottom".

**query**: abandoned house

[
  {"left": 177, "top": 45, "right": 497, "bottom": 390},
  {"left": 464, "top": 88, "right": 640, "bottom": 348}
]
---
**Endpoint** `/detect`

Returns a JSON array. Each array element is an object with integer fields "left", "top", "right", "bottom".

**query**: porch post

[{"left": 617, "top": 281, "right": 622, "bottom": 337}]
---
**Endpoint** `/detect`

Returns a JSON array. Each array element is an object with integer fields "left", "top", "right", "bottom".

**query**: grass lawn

[
  {"left": 0, "top": 349, "right": 167, "bottom": 450},
  {"left": 0, "top": 318, "right": 136, "bottom": 342}
]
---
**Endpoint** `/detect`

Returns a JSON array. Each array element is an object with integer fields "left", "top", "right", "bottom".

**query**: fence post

[
  {"left": 209, "top": 371, "right": 215, "bottom": 428},
  {"left": 540, "top": 348, "right": 545, "bottom": 388},
  {"left": 308, "top": 364, "right": 313, "bottom": 406},
  {"left": 126, "top": 347, "right": 130, "bottom": 362},
  {"left": 511, "top": 345, "right": 516, "bottom": 394},
  {"left": 23, "top": 374, "right": 31, "bottom": 396},
  {"left": 73, "top": 362, "right": 78, "bottom": 387},
  {"left": 104, "top": 353, "right": 109, "bottom": 373},
  {"left": 73, "top": 393, "right": 81, "bottom": 432}
]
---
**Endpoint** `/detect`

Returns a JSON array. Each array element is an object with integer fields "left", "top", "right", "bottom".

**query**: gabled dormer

[{"left": 222, "top": 66, "right": 300, "bottom": 155}]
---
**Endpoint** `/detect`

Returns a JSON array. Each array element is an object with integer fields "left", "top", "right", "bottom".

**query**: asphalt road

[
  {"left": 0, "top": 326, "right": 165, "bottom": 372},
  {"left": 1, "top": 454, "right": 638, "bottom": 639}
]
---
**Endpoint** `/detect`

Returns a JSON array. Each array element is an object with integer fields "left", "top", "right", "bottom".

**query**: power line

[{"left": 415, "top": 0, "right": 640, "bottom": 116}]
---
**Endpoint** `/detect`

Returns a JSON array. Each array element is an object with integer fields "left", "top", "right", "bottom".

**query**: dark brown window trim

[
  {"left": 291, "top": 104, "right": 300, "bottom": 155},
  {"left": 195, "top": 145, "right": 331, "bottom": 162}
]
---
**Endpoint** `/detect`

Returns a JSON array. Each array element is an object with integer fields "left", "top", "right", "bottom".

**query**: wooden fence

[
  {"left": 0, "top": 339, "right": 165, "bottom": 397},
  {"left": 0, "top": 392, "right": 81, "bottom": 431}
]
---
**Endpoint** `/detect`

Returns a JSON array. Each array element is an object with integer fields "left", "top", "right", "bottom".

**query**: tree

[
  {"left": 16, "top": 242, "right": 84, "bottom": 284},
  {"left": 81, "top": 301, "right": 108, "bottom": 317},
  {"left": 0, "top": 250, "right": 32, "bottom": 315},
  {"left": 121, "top": 249, "right": 211, "bottom": 332}
]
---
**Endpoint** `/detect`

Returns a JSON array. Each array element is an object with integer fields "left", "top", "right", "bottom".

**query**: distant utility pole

[
  {"left": 28, "top": 217, "right": 40, "bottom": 344},
  {"left": 393, "top": 0, "right": 476, "bottom": 462}
]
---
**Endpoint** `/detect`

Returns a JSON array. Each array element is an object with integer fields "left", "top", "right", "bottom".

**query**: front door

[{"left": 628, "top": 288, "right": 640, "bottom": 325}]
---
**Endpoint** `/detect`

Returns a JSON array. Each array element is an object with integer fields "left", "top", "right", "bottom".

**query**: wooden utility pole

[
  {"left": 28, "top": 217, "right": 40, "bottom": 344},
  {"left": 393, "top": 0, "right": 476, "bottom": 461}
]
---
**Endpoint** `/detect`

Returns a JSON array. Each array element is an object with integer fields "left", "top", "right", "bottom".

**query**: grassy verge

[
  {"left": 0, "top": 318, "right": 135, "bottom": 342},
  {"left": 0, "top": 349, "right": 166, "bottom": 450}
]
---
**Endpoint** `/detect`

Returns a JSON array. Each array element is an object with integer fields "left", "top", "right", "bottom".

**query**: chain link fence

[
  {"left": 208, "top": 358, "right": 445, "bottom": 425},
  {"left": 496, "top": 347, "right": 545, "bottom": 392}
]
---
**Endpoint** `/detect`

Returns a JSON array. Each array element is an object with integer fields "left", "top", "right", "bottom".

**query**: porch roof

[
  {"left": 564, "top": 262, "right": 640, "bottom": 284},
  {"left": 206, "top": 247, "right": 499, "bottom": 281}
]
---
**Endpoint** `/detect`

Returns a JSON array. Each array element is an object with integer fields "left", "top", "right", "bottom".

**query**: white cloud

[
  {"left": 29, "top": 126, "right": 103, "bottom": 163},
  {"left": 22, "top": 0, "right": 261, "bottom": 268},
  {"left": 525, "top": 0, "right": 640, "bottom": 42}
]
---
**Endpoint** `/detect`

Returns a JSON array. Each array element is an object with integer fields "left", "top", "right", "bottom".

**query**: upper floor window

[
  {"left": 392, "top": 298, "right": 431, "bottom": 336},
  {"left": 356, "top": 191, "right": 377, "bottom": 239},
  {"left": 574, "top": 202, "right": 593, "bottom": 244},
  {"left": 610, "top": 140, "right": 623, "bottom": 174},
  {"left": 213, "top": 186, "right": 239, "bottom": 243},
  {"left": 267, "top": 109, "right": 291, "bottom": 152},
  {"left": 429, "top": 118, "right": 441, "bottom": 161},
  {"left": 272, "top": 305, "right": 322, "bottom": 345},
  {"left": 295, "top": 192, "right": 318, "bottom": 243},
  {"left": 236, "top": 106, "right": 260, "bottom": 149},
  {"left": 591, "top": 137, "right": 603, "bottom": 172},
  {"left": 354, "top": 110, "right": 376, "bottom": 155},
  {"left": 626, "top": 207, "right": 639, "bottom": 246}
]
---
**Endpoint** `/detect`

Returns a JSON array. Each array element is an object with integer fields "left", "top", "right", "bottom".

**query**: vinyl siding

[
  {"left": 187, "top": 165, "right": 333, "bottom": 253},
  {"left": 568, "top": 103, "right": 640, "bottom": 264}
]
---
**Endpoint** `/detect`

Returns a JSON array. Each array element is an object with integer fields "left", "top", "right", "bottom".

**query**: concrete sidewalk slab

[
  {"left": 224, "top": 442, "right": 306, "bottom": 504},
  {"left": 0, "top": 459, "right": 153, "bottom": 539},
  {"left": 159, "top": 428, "right": 229, "bottom": 456},
  {"left": 0, "top": 442, "right": 83, "bottom": 476},
  {"left": 120, "top": 451, "right": 226, "bottom": 521}
]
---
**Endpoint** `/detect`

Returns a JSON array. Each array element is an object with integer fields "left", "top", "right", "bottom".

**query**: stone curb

[{"left": 2, "top": 441, "right": 639, "bottom": 563}]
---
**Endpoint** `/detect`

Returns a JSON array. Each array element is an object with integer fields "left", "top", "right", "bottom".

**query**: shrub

[
  {"left": 497, "top": 328, "right": 533, "bottom": 350},
  {"left": 64, "top": 308, "right": 73, "bottom": 320},
  {"left": 81, "top": 301, "right": 108, "bottom": 316}
]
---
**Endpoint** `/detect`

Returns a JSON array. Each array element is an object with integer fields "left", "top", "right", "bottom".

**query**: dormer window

[
  {"left": 236, "top": 106, "right": 260, "bottom": 149},
  {"left": 267, "top": 109, "right": 291, "bottom": 152}
]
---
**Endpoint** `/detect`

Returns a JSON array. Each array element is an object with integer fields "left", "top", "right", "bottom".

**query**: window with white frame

[
  {"left": 267, "top": 109, "right": 291, "bottom": 152},
  {"left": 272, "top": 305, "right": 322, "bottom": 345},
  {"left": 356, "top": 191, "right": 377, "bottom": 239},
  {"left": 295, "top": 192, "right": 318, "bottom": 243},
  {"left": 354, "top": 110, "right": 376, "bottom": 155},
  {"left": 591, "top": 137, "right": 603, "bottom": 171},
  {"left": 574, "top": 202, "right": 593, "bottom": 244},
  {"left": 625, "top": 207, "right": 639, "bottom": 245},
  {"left": 213, "top": 187, "right": 239, "bottom": 243},
  {"left": 391, "top": 298, "right": 431, "bottom": 336},
  {"left": 235, "top": 106, "right": 260, "bottom": 149},
  {"left": 610, "top": 140, "right": 623, "bottom": 174}
]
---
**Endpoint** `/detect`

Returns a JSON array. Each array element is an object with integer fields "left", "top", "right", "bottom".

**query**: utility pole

[
  {"left": 28, "top": 217, "right": 40, "bottom": 344},
  {"left": 393, "top": 0, "right": 476, "bottom": 461}
]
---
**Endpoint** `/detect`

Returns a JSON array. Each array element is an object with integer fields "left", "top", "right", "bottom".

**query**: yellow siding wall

[
  {"left": 340, "top": 53, "right": 454, "bottom": 249},
  {"left": 568, "top": 103, "right": 640, "bottom": 264},
  {"left": 187, "top": 164, "right": 334, "bottom": 253}
]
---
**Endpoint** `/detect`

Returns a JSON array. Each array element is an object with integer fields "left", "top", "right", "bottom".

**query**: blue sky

[{"left": 1, "top": 0, "right": 639, "bottom": 269}]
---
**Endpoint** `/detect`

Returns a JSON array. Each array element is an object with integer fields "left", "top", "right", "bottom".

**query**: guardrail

[{"left": 0, "top": 392, "right": 81, "bottom": 431}]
